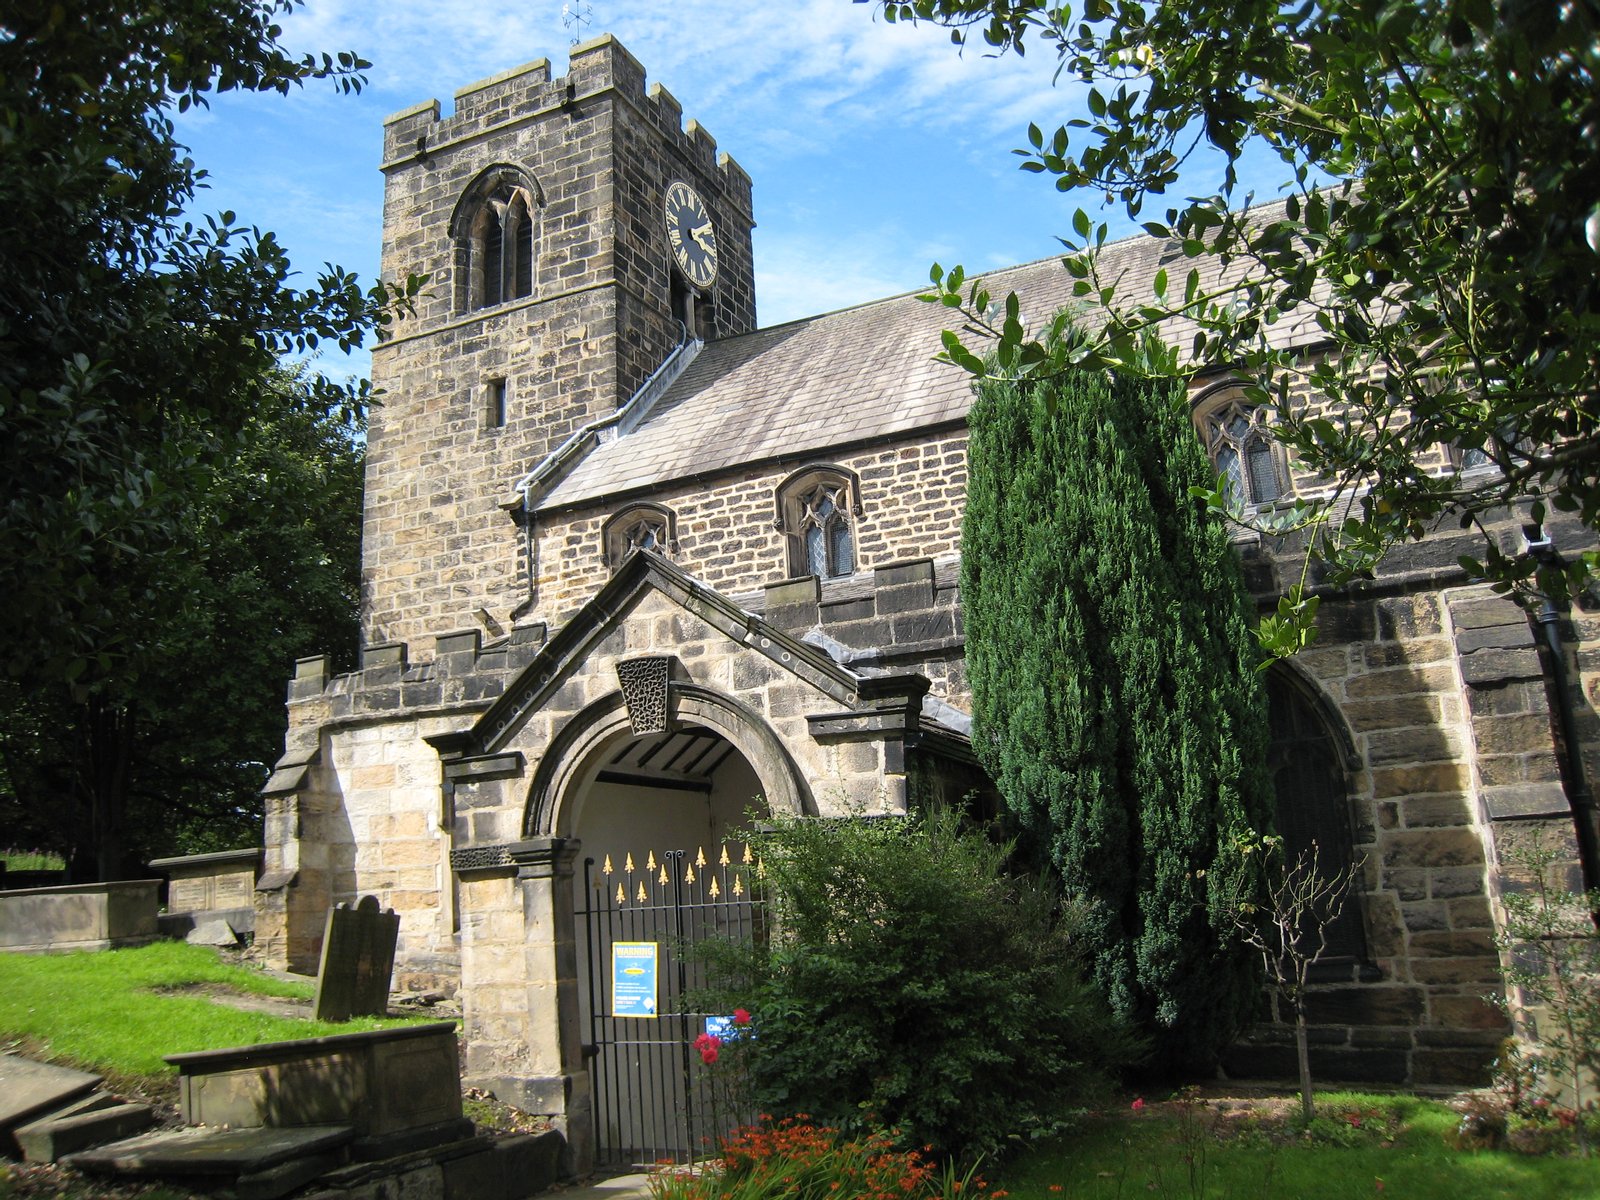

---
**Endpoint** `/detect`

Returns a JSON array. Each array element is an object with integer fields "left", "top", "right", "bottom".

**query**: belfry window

[
  {"left": 451, "top": 166, "right": 540, "bottom": 314},
  {"left": 471, "top": 185, "right": 534, "bottom": 308},
  {"left": 1201, "top": 399, "right": 1287, "bottom": 507},
  {"left": 602, "top": 504, "right": 678, "bottom": 570},
  {"left": 775, "top": 465, "right": 862, "bottom": 580}
]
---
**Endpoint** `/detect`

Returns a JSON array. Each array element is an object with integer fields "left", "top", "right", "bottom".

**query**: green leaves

[
  {"left": 698, "top": 809, "right": 1133, "bottom": 1160},
  {"left": 873, "top": 0, "right": 1600, "bottom": 632},
  {"left": 0, "top": 1, "right": 419, "bottom": 876},
  {"left": 962, "top": 352, "right": 1272, "bottom": 1073}
]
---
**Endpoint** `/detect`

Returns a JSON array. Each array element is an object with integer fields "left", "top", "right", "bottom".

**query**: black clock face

[{"left": 665, "top": 180, "right": 718, "bottom": 291}]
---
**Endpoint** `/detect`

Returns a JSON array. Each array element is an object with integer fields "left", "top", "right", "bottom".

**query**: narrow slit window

[{"left": 484, "top": 378, "right": 507, "bottom": 430}]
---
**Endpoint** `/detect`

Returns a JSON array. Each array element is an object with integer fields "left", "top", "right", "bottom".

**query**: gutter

[{"left": 1529, "top": 536, "right": 1600, "bottom": 930}]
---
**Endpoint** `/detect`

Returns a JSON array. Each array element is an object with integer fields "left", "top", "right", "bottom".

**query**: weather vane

[{"left": 561, "top": 2, "right": 595, "bottom": 45}]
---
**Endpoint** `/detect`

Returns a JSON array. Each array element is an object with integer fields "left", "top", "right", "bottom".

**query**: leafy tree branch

[{"left": 868, "top": 0, "right": 1600, "bottom": 656}]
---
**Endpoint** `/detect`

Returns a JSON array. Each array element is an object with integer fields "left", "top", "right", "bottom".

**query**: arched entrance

[
  {"left": 571, "top": 723, "right": 769, "bottom": 1167},
  {"left": 524, "top": 686, "right": 800, "bottom": 1167}
]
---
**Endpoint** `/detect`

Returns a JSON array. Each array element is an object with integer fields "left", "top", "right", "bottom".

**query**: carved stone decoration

[{"left": 616, "top": 656, "right": 674, "bottom": 735}]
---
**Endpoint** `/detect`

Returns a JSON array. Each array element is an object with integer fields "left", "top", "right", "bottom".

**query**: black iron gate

[{"left": 579, "top": 842, "right": 764, "bottom": 1167}]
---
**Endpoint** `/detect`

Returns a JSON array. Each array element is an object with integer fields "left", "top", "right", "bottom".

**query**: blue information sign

[
  {"left": 704, "top": 1015, "right": 750, "bottom": 1041},
  {"left": 612, "top": 941, "right": 659, "bottom": 1019}
]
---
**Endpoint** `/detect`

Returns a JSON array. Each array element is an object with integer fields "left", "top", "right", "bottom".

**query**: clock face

[{"left": 664, "top": 180, "right": 719, "bottom": 291}]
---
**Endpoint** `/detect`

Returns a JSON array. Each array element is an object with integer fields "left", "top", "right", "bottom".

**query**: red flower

[
  {"left": 693, "top": 1032, "right": 722, "bottom": 1053},
  {"left": 700, "top": 1046, "right": 719, "bottom": 1065},
  {"left": 1131, "top": 1098, "right": 1146, "bottom": 1112},
  {"left": 733, "top": 1007, "right": 752, "bottom": 1025}
]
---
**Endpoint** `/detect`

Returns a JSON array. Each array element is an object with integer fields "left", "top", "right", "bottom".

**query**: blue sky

[{"left": 174, "top": 1, "right": 1286, "bottom": 380}]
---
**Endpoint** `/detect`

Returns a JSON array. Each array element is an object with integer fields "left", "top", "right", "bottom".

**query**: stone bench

[
  {"left": 0, "top": 880, "right": 160, "bottom": 953},
  {"left": 165, "top": 1021, "right": 470, "bottom": 1158}
]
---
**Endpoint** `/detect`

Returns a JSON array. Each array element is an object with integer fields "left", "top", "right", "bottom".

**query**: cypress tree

[{"left": 961, "top": 361, "right": 1272, "bottom": 1074}]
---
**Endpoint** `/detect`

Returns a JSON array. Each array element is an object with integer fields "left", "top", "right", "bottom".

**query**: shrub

[
  {"left": 1492, "top": 834, "right": 1600, "bottom": 1156},
  {"left": 962, "top": 360, "right": 1272, "bottom": 1074},
  {"left": 697, "top": 808, "right": 1136, "bottom": 1161}
]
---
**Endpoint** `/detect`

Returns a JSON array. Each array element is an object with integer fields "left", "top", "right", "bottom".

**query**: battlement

[{"left": 380, "top": 34, "right": 751, "bottom": 208}]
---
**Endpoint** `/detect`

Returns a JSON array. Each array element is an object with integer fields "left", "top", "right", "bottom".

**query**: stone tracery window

[
  {"left": 775, "top": 465, "right": 862, "bottom": 580},
  {"left": 451, "top": 166, "right": 539, "bottom": 313},
  {"left": 602, "top": 503, "right": 678, "bottom": 570},
  {"left": 1200, "top": 398, "right": 1287, "bottom": 507}
]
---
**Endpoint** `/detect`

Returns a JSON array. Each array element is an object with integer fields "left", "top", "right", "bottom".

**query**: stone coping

[
  {"left": 164, "top": 1021, "right": 459, "bottom": 1073},
  {"left": 0, "top": 879, "right": 161, "bottom": 899},
  {"left": 148, "top": 849, "right": 261, "bottom": 871}
]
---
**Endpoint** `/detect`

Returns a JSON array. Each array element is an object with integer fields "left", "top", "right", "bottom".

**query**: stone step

[
  {"left": 0, "top": 1054, "right": 102, "bottom": 1156},
  {"left": 30, "top": 1091, "right": 123, "bottom": 1123},
  {"left": 15, "top": 1102, "right": 155, "bottom": 1162}
]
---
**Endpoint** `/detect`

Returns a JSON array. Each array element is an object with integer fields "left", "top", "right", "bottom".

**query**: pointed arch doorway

[{"left": 568, "top": 722, "right": 771, "bottom": 1168}]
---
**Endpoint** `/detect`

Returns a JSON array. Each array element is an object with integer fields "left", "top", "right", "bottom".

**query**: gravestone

[{"left": 312, "top": 896, "right": 399, "bottom": 1022}]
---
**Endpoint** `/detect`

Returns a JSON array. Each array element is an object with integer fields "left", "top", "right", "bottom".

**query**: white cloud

[{"left": 173, "top": 0, "right": 1122, "bottom": 354}]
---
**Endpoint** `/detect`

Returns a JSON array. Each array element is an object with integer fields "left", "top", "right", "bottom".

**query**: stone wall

[
  {"left": 258, "top": 557, "right": 953, "bottom": 990},
  {"left": 530, "top": 430, "right": 969, "bottom": 632}
]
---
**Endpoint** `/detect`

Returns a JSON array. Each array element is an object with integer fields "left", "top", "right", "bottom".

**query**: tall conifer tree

[{"left": 962, "top": 362, "right": 1272, "bottom": 1073}]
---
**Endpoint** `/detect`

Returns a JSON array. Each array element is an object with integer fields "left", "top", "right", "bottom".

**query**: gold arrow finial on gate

[
  {"left": 636, "top": 881, "right": 648, "bottom": 903},
  {"left": 695, "top": 846, "right": 707, "bottom": 868},
  {"left": 658, "top": 864, "right": 669, "bottom": 885},
  {"left": 646, "top": 850, "right": 658, "bottom": 871},
  {"left": 615, "top": 882, "right": 625, "bottom": 905},
  {"left": 685, "top": 862, "right": 696, "bottom": 884},
  {"left": 624, "top": 852, "right": 635, "bottom": 873},
  {"left": 603, "top": 854, "right": 613, "bottom": 875},
  {"left": 718, "top": 845, "right": 731, "bottom": 867},
  {"left": 742, "top": 843, "right": 754, "bottom": 865},
  {"left": 732, "top": 874, "right": 744, "bottom": 897},
  {"left": 709, "top": 876, "right": 721, "bottom": 898}
]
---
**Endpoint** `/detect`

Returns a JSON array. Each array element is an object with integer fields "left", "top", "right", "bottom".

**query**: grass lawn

[
  {"left": 0, "top": 850, "right": 64, "bottom": 872},
  {"left": 0, "top": 941, "right": 428, "bottom": 1083},
  {"left": 1000, "top": 1091, "right": 1598, "bottom": 1200}
]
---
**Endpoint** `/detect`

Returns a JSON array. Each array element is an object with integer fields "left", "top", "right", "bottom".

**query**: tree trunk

[
  {"left": 69, "top": 697, "right": 135, "bottom": 881},
  {"left": 1295, "top": 1004, "right": 1315, "bottom": 1124}
]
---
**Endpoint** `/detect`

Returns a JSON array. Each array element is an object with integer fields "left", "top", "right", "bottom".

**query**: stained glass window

[{"left": 1203, "top": 400, "right": 1285, "bottom": 506}]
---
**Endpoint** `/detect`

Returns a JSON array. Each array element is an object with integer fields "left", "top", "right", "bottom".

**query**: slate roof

[{"left": 537, "top": 200, "right": 1316, "bottom": 513}]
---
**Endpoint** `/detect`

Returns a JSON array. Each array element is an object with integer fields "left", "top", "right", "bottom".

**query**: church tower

[{"left": 364, "top": 36, "right": 756, "bottom": 650}]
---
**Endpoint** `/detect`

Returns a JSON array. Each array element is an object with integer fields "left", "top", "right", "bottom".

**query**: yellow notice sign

[{"left": 612, "top": 941, "right": 658, "bottom": 1018}]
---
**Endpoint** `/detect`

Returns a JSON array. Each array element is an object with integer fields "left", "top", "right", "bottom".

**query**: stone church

[{"left": 255, "top": 35, "right": 1599, "bottom": 1165}]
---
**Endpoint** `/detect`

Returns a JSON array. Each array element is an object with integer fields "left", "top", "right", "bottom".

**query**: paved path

[{"left": 552, "top": 1172, "right": 655, "bottom": 1200}]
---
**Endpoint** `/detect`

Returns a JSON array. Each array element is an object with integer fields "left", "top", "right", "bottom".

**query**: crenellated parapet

[{"left": 380, "top": 35, "right": 753, "bottom": 215}]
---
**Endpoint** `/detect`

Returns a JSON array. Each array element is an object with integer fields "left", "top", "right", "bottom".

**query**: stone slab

[
  {"left": 64, "top": 1123, "right": 355, "bottom": 1178},
  {"left": 16, "top": 1102, "right": 154, "bottom": 1161},
  {"left": 236, "top": 1150, "right": 352, "bottom": 1200},
  {"left": 0, "top": 1055, "right": 103, "bottom": 1144},
  {"left": 16, "top": 1090, "right": 120, "bottom": 1128},
  {"left": 554, "top": 1172, "right": 654, "bottom": 1200},
  {"left": 186, "top": 915, "right": 243, "bottom": 947}
]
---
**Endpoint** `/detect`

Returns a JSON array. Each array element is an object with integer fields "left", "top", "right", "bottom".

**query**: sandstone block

[{"left": 1380, "top": 828, "right": 1485, "bottom": 869}]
